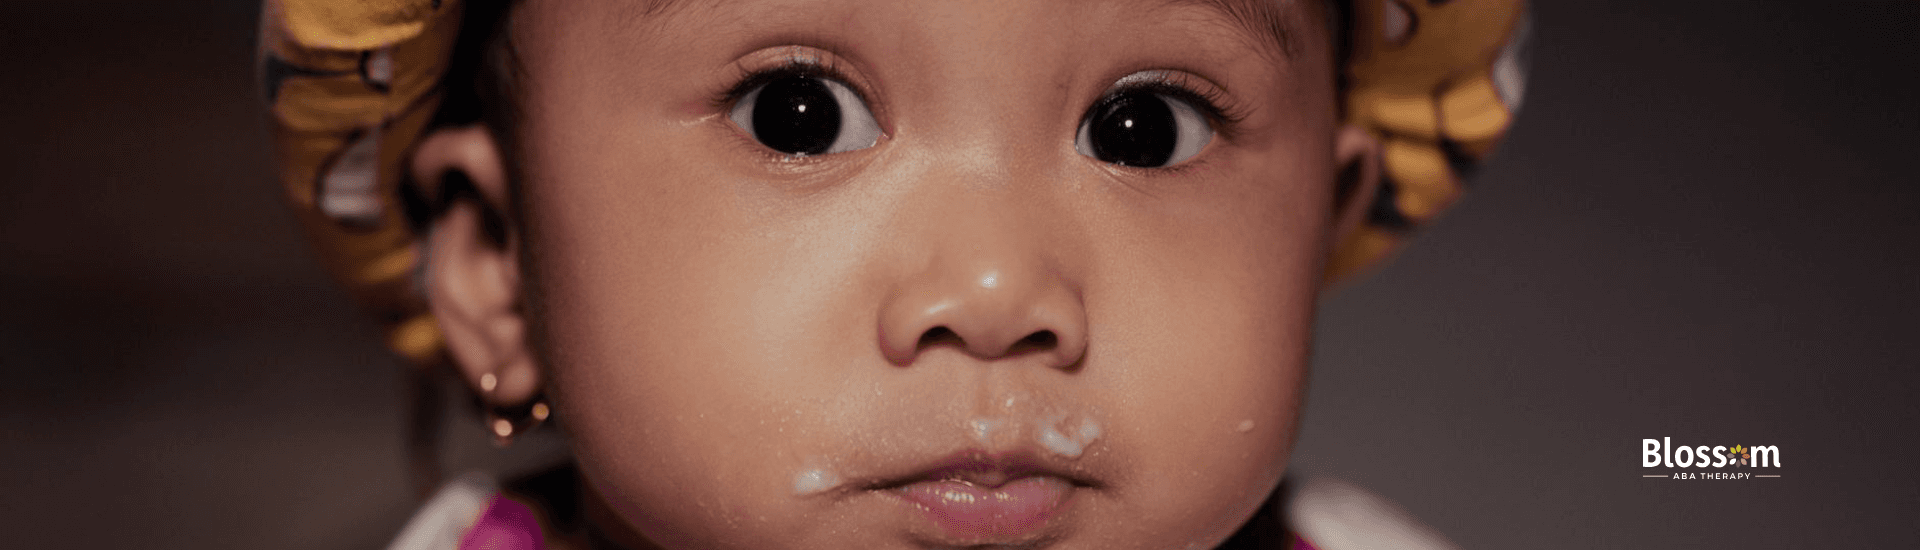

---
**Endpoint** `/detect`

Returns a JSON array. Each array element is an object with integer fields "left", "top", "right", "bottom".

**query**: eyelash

[
  {"left": 1099, "top": 73, "right": 1250, "bottom": 143},
  {"left": 712, "top": 58, "right": 866, "bottom": 115}
]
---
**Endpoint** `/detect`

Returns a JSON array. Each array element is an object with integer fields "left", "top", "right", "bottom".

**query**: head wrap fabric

[
  {"left": 262, "top": 0, "right": 463, "bottom": 363},
  {"left": 1329, "top": 0, "right": 1530, "bottom": 280},
  {"left": 260, "top": 0, "right": 1530, "bottom": 365}
]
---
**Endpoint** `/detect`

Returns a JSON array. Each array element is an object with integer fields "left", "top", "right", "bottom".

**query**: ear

[
  {"left": 411, "top": 125, "right": 541, "bottom": 408},
  {"left": 1328, "top": 123, "right": 1384, "bottom": 249}
]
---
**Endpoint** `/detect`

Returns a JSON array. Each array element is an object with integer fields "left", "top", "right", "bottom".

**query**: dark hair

[
  {"left": 430, "top": 0, "right": 519, "bottom": 132},
  {"left": 402, "top": 0, "right": 518, "bottom": 237}
]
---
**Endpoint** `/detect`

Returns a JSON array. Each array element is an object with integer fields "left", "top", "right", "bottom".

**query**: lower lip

[{"left": 894, "top": 476, "right": 1074, "bottom": 540}]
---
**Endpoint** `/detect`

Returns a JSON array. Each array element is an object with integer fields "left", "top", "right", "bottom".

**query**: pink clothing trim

[{"left": 457, "top": 495, "right": 546, "bottom": 550}]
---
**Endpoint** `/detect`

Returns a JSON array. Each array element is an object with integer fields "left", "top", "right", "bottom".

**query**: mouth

[{"left": 863, "top": 450, "right": 1099, "bottom": 544}]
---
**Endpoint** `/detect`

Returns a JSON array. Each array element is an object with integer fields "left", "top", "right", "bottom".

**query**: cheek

[
  {"left": 1075, "top": 188, "right": 1322, "bottom": 541},
  {"left": 531, "top": 226, "right": 870, "bottom": 547},
  {"left": 514, "top": 111, "right": 861, "bottom": 545}
]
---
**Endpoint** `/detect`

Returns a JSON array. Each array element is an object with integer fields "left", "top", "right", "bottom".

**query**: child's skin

[{"left": 411, "top": 0, "right": 1381, "bottom": 548}]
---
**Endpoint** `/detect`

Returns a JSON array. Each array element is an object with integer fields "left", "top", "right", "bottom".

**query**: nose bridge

[
  {"left": 914, "top": 95, "right": 1060, "bottom": 193},
  {"left": 912, "top": 31, "right": 1069, "bottom": 180},
  {"left": 876, "top": 181, "right": 1087, "bottom": 369}
]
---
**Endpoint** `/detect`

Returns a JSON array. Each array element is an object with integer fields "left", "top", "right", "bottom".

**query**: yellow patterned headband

[{"left": 260, "top": 0, "right": 1531, "bottom": 365}]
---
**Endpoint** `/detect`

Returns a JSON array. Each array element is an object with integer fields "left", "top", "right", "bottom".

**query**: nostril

[
  {"left": 913, "top": 327, "right": 1057, "bottom": 358},
  {"left": 916, "top": 326, "right": 963, "bottom": 350},
  {"left": 1005, "top": 330, "right": 1057, "bottom": 355}
]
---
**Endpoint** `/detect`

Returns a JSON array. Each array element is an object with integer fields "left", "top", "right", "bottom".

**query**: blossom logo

[{"left": 1641, "top": 437, "right": 1782, "bottom": 480}]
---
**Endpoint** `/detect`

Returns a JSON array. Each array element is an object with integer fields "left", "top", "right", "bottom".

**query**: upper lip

[{"left": 862, "top": 448, "right": 1103, "bottom": 491}]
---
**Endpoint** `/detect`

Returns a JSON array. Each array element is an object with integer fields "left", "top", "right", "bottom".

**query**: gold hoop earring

[{"left": 485, "top": 397, "right": 550, "bottom": 447}]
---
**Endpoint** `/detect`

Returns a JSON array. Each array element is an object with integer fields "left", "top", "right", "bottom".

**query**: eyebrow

[
  {"left": 619, "top": 0, "right": 701, "bottom": 27},
  {"left": 637, "top": 0, "right": 692, "bottom": 16},
  {"left": 1162, "top": 0, "right": 1302, "bottom": 60}
]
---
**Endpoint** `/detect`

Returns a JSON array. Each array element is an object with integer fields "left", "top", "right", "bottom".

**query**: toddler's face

[{"left": 504, "top": 0, "right": 1347, "bottom": 547}]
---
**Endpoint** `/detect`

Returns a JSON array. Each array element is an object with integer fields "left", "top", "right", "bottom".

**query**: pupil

[
  {"left": 1089, "top": 92, "right": 1177, "bottom": 167},
  {"left": 752, "top": 77, "right": 842, "bottom": 156}
]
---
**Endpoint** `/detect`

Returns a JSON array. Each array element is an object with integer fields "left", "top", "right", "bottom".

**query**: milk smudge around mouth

[
  {"left": 792, "top": 468, "right": 840, "bottom": 496},
  {"left": 1037, "top": 414, "right": 1101, "bottom": 458},
  {"left": 969, "top": 417, "right": 1007, "bottom": 446},
  {"left": 1077, "top": 416, "right": 1101, "bottom": 441}
]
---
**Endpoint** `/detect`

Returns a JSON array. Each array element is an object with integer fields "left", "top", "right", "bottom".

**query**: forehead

[
  {"left": 620, "top": 0, "right": 1310, "bottom": 61},
  {"left": 1166, "top": 0, "right": 1309, "bottom": 59}
]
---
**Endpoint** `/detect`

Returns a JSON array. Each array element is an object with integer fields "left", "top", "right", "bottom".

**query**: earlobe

[
  {"left": 411, "top": 125, "right": 542, "bottom": 408},
  {"left": 1328, "top": 123, "right": 1384, "bottom": 250}
]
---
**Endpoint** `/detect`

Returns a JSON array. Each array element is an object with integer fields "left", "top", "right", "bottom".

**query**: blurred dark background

[{"left": 3, "top": 1, "right": 1915, "bottom": 548}]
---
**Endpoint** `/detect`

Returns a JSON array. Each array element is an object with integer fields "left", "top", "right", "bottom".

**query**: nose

[
  {"left": 878, "top": 259, "right": 1088, "bottom": 369},
  {"left": 876, "top": 218, "right": 1088, "bottom": 370}
]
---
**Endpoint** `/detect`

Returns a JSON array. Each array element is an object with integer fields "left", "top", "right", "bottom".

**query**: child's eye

[
  {"left": 728, "top": 75, "right": 881, "bottom": 157},
  {"left": 1074, "top": 90, "right": 1213, "bottom": 168}
]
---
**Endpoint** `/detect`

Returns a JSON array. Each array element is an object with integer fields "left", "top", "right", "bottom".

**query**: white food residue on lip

[
  {"left": 969, "top": 418, "right": 1005, "bottom": 445},
  {"left": 1078, "top": 417, "right": 1101, "bottom": 441},
  {"left": 1039, "top": 426, "right": 1081, "bottom": 458},
  {"left": 792, "top": 468, "right": 840, "bottom": 496},
  {"left": 1235, "top": 419, "right": 1255, "bottom": 433},
  {"left": 1037, "top": 414, "right": 1101, "bottom": 458}
]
